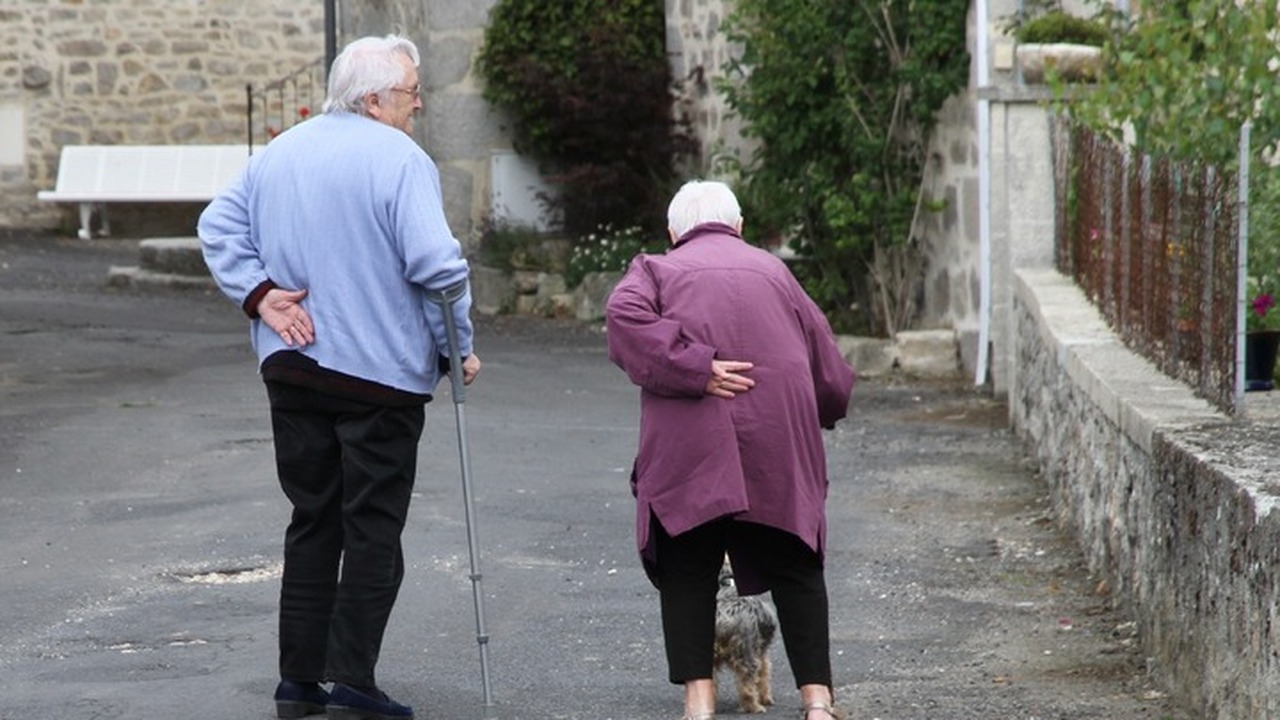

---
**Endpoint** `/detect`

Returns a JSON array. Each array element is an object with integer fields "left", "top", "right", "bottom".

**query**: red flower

[
  {"left": 1253, "top": 293, "right": 1275, "bottom": 318},
  {"left": 298, "top": 106, "right": 311, "bottom": 119}
]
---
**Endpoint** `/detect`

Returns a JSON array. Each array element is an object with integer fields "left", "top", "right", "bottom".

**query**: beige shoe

[{"left": 801, "top": 701, "right": 848, "bottom": 720}]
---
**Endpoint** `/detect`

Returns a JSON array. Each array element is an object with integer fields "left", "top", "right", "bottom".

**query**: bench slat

[
  {"left": 38, "top": 145, "right": 250, "bottom": 201},
  {"left": 37, "top": 144, "right": 252, "bottom": 239}
]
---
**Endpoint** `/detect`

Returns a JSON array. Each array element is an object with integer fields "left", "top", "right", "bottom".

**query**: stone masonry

[
  {"left": 1013, "top": 267, "right": 1280, "bottom": 719},
  {"left": 1, "top": 0, "right": 324, "bottom": 232}
]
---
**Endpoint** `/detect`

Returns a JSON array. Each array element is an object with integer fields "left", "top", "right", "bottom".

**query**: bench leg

[
  {"left": 77, "top": 203, "right": 93, "bottom": 240},
  {"left": 75, "top": 203, "right": 111, "bottom": 239}
]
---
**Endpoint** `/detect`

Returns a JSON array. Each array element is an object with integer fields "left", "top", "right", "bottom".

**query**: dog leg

[
  {"left": 734, "top": 659, "right": 766, "bottom": 713},
  {"left": 758, "top": 656, "right": 774, "bottom": 706}
]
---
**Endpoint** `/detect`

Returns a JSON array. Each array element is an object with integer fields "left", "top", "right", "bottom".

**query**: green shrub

[
  {"left": 719, "top": 0, "right": 969, "bottom": 335},
  {"left": 1073, "top": 1, "right": 1280, "bottom": 167},
  {"left": 1017, "top": 10, "right": 1108, "bottom": 46},
  {"left": 565, "top": 224, "right": 666, "bottom": 289},
  {"left": 476, "top": 222, "right": 567, "bottom": 274},
  {"left": 1250, "top": 167, "right": 1280, "bottom": 325},
  {"left": 476, "top": 1, "right": 696, "bottom": 239}
]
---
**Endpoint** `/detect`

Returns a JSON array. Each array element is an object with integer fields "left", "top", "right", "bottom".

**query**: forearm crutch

[{"left": 430, "top": 279, "right": 496, "bottom": 716}]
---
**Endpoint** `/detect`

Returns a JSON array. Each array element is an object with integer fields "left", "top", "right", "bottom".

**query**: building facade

[
  {"left": 1, "top": 1, "right": 325, "bottom": 232},
  {"left": 3, "top": 0, "right": 1094, "bottom": 392}
]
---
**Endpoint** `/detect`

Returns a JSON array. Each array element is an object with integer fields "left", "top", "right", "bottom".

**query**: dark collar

[{"left": 672, "top": 221, "right": 741, "bottom": 250}]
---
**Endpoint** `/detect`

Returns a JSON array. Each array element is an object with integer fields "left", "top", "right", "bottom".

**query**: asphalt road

[{"left": 0, "top": 231, "right": 1192, "bottom": 720}]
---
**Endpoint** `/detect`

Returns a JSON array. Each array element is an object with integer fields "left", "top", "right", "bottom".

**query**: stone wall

[
  {"left": 1, "top": 0, "right": 324, "bottom": 234},
  {"left": 918, "top": 90, "right": 981, "bottom": 337},
  {"left": 2, "top": 0, "right": 504, "bottom": 245},
  {"left": 976, "top": 0, "right": 1098, "bottom": 393},
  {"left": 1013, "top": 267, "right": 1280, "bottom": 719},
  {"left": 663, "top": 0, "right": 755, "bottom": 174},
  {"left": 339, "top": 0, "right": 503, "bottom": 249}
]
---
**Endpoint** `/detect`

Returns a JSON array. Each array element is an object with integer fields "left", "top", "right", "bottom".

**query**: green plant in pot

[
  {"left": 1006, "top": 2, "right": 1108, "bottom": 84},
  {"left": 1244, "top": 279, "right": 1280, "bottom": 391},
  {"left": 1012, "top": 9, "right": 1108, "bottom": 46},
  {"left": 1247, "top": 167, "right": 1280, "bottom": 390}
]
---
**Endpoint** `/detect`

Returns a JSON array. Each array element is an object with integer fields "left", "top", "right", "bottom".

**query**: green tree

[
  {"left": 476, "top": 0, "right": 696, "bottom": 238},
  {"left": 1074, "top": 0, "right": 1280, "bottom": 166},
  {"left": 719, "top": 0, "right": 969, "bottom": 335}
]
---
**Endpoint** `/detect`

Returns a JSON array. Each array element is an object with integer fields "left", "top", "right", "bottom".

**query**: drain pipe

[
  {"left": 1236, "top": 121, "right": 1251, "bottom": 414},
  {"left": 974, "top": 0, "right": 993, "bottom": 386},
  {"left": 324, "top": 0, "right": 337, "bottom": 80}
]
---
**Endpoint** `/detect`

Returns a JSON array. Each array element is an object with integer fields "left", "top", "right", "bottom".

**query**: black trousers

[
  {"left": 266, "top": 381, "right": 425, "bottom": 688},
  {"left": 654, "top": 517, "right": 832, "bottom": 688}
]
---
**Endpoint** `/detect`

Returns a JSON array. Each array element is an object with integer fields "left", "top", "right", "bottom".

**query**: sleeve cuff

[
  {"left": 438, "top": 354, "right": 469, "bottom": 374},
  {"left": 242, "top": 279, "right": 278, "bottom": 319}
]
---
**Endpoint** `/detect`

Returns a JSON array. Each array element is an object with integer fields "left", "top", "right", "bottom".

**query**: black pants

[
  {"left": 266, "top": 381, "right": 425, "bottom": 688},
  {"left": 654, "top": 518, "right": 832, "bottom": 688}
]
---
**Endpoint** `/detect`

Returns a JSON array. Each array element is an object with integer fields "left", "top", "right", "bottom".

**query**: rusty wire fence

[{"left": 1053, "top": 118, "right": 1242, "bottom": 414}]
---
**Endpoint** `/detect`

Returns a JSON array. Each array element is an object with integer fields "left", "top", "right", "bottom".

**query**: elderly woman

[{"left": 605, "top": 180, "right": 856, "bottom": 720}]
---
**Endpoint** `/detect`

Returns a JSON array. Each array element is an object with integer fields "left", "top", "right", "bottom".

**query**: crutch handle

[{"left": 428, "top": 279, "right": 469, "bottom": 403}]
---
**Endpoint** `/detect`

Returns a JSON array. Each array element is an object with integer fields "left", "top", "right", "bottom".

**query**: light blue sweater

[{"left": 198, "top": 112, "right": 473, "bottom": 395}]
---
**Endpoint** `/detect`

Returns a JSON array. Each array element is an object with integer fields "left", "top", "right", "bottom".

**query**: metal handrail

[{"left": 246, "top": 58, "right": 325, "bottom": 154}]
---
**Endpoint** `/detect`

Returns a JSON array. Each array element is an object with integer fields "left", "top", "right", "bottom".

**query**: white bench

[{"left": 38, "top": 145, "right": 250, "bottom": 240}]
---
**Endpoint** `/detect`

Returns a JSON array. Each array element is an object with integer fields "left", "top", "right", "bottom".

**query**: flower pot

[
  {"left": 1245, "top": 330, "right": 1280, "bottom": 391},
  {"left": 1015, "top": 43, "right": 1102, "bottom": 84}
]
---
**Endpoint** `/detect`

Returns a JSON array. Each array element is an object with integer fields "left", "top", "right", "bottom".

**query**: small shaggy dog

[{"left": 713, "top": 559, "right": 778, "bottom": 713}]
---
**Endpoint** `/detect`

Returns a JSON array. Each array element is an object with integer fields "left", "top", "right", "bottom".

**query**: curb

[{"left": 106, "top": 236, "right": 216, "bottom": 291}]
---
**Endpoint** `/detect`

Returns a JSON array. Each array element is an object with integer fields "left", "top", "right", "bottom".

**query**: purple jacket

[{"left": 605, "top": 222, "right": 855, "bottom": 593}]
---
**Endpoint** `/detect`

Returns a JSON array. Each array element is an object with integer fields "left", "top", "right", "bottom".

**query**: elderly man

[{"left": 199, "top": 34, "right": 479, "bottom": 720}]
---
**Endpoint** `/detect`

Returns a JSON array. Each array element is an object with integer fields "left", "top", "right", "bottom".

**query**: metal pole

[
  {"left": 431, "top": 280, "right": 496, "bottom": 716},
  {"left": 324, "top": 0, "right": 337, "bottom": 81},
  {"left": 1236, "top": 122, "right": 1251, "bottom": 415},
  {"left": 246, "top": 83, "right": 254, "bottom": 155}
]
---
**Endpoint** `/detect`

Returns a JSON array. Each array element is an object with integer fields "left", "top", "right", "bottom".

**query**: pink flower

[{"left": 1253, "top": 293, "right": 1275, "bottom": 318}]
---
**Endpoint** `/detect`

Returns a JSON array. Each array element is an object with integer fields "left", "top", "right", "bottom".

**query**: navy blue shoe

[
  {"left": 275, "top": 680, "right": 330, "bottom": 718},
  {"left": 326, "top": 684, "right": 414, "bottom": 720}
]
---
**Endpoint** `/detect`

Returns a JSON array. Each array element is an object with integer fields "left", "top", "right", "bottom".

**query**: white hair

[
  {"left": 322, "top": 34, "right": 420, "bottom": 115},
  {"left": 667, "top": 180, "right": 743, "bottom": 240}
]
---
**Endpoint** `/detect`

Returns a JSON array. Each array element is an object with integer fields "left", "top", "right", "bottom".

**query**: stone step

[
  {"left": 106, "top": 264, "right": 218, "bottom": 290},
  {"left": 839, "top": 329, "right": 963, "bottom": 380},
  {"left": 106, "top": 236, "right": 215, "bottom": 290},
  {"left": 138, "top": 236, "right": 209, "bottom": 276}
]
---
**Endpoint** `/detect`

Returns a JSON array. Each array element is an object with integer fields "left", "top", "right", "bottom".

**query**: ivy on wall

[
  {"left": 475, "top": 0, "right": 970, "bottom": 331},
  {"left": 718, "top": 0, "right": 970, "bottom": 335},
  {"left": 476, "top": 0, "right": 696, "bottom": 238}
]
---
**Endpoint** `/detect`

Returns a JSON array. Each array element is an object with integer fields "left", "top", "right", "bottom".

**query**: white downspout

[
  {"left": 1236, "top": 122, "right": 1251, "bottom": 413},
  {"left": 974, "top": 0, "right": 992, "bottom": 386}
]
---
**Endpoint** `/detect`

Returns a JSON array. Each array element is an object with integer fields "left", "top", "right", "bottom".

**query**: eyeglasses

[{"left": 388, "top": 85, "right": 421, "bottom": 100}]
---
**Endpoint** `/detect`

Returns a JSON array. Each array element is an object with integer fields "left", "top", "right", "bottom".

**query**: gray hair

[
  {"left": 667, "top": 180, "right": 743, "bottom": 240},
  {"left": 322, "top": 34, "right": 420, "bottom": 115}
]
